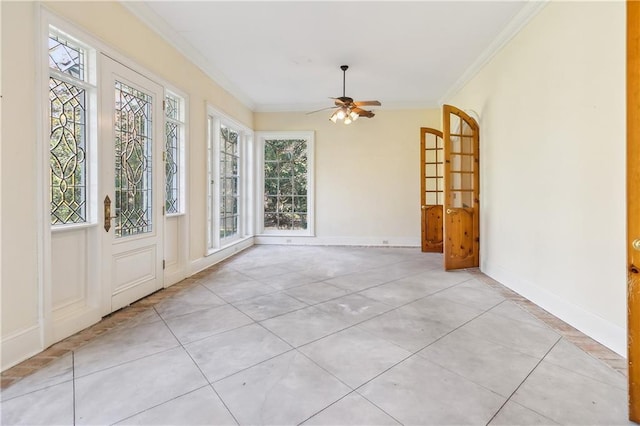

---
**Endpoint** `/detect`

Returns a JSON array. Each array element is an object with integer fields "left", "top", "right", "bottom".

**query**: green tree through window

[{"left": 264, "top": 139, "right": 307, "bottom": 230}]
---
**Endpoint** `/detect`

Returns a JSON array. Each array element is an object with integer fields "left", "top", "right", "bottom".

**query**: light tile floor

[{"left": 0, "top": 246, "right": 631, "bottom": 425}]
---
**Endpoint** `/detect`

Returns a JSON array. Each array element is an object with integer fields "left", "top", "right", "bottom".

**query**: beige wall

[
  {"left": 255, "top": 109, "right": 440, "bottom": 245},
  {"left": 1, "top": 1, "right": 254, "bottom": 369},
  {"left": 448, "top": 1, "right": 626, "bottom": 354},
  {"left": 1, "top": 1, "right": 40, "bottom": 342}
]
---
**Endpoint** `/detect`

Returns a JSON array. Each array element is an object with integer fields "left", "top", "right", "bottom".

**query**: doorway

[
  {"left": 420, "top": 105, "right": 480, "bottom": 271},
  {"left": 99, "top": 55, "right": 165, "bottom": 314}
]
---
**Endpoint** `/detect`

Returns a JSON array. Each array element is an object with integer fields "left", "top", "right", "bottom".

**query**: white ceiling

[{"left": 124, "top": 1, "right": 545, "bottom": 112}]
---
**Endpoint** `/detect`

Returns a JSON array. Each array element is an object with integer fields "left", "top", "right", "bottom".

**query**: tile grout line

[
  {"left": 469, "top": 269, "right": 627, "bottom": 376},
  {"left": 3, "top": 246, "right": 624, "bottom": 406},
  {"left": 484, "top": 336, "right": 563, "bottom": 426},
  {"left": 152, "top": 305, "right": 242, "bottom": 426}
]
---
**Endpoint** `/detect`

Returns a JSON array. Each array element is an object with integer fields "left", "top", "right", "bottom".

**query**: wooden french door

[
  {"left": 628, "top": 0, "right": 640, "bottom": 421},
  {"left": 420, "top": 128, "right": 444, "bottom": 253},
  {"left": 100, "top": 55, "right": 164, "bottom": 314},
  {"left": 442, "top": 105, "right": 480, "bottom": 270}
]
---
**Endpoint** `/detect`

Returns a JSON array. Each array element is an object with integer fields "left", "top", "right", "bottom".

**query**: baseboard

[
  {"left": 1, "top": 325, "right": 42, "bottom": 372},
  {"left": 51, "top": 305, "right": 102, "bottom": 344},
  {"left": 164, "top": 268, "right": 188, "bottom": 288},
  {"left": 254, "top": 235, "right": 421, "bottom": 247},
  {"left": 484, "top": 263, "right": 626, "bottom": 357}
]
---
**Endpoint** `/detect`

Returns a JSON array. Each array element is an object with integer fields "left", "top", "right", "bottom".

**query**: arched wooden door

[
  {"left": 420, "top": 128, "right": 444, "bottom": 252},
  {"left": 443, "top": 105, "right": 480, "bottom": 270}
]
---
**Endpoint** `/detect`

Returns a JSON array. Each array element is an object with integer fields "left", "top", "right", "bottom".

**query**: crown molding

[
  {"left": 438, "top": 0, "right": 549, "bottom": 105},
  {"left": 121, "top": 1, "right": 547, "bottom": 114},
  {"left": 120, "top": 1, "right": 257, "bottom": 111}
]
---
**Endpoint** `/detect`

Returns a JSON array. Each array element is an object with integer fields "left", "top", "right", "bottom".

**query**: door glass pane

[
  {"left": 462, "top": 155, "right": 474, "bottom": 173},
  {"left": 425, "top": 164, "right": 437, "bottom": 177},
  {"left": 451, "top": 135, "right": 461, "bottom": 153},
  {"left": 462, "top": 120, "right": 473, "bottom": 136},
  {"left": 114, "top": 80, "right": 153, "bottom": 238},
  {"left": 451, "top": 154, "right": 461, "bottom": 171},
  {"left": 425, "top": 134, "right": 436, "bottom": 149},
  {"left": 450, "top": 114, "right": 461, "bottom": 135},
  {"left": 462, "top": 136, "right": 474, "bottom": 154}
]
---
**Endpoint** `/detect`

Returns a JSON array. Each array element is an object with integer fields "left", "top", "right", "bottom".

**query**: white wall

[
  {"left": 255, "top": 109, "right": 440, "bottom": 246},
  {"left": 448, "top": 1, "right": 626, "bottom": 355}
]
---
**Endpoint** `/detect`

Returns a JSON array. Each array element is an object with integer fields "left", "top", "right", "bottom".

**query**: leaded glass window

[
  {"left": 49, "top": 34, "right": 84, "bottom": 80},
  {"left": 114, "top": 81, "right": 154, "bottom": 238},
  {"left": 220, "top": 125, "right": 239, "bottom": 240},
  {"left": 263, "top": 139, "right": 308, "bottom": 231},
  {"left": 48, "top": 32, "right": 92, "bottom": 226},
  {"left": 50, "top": 77, "right": 87, "bottom": 225},
  {"left": 165, "top": 92, "right": 183, "bottom": 214}
]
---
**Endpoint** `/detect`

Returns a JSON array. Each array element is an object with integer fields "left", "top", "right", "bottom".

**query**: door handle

[
  {"left": 446, "top": 208, "right": 453, "bottom": 214},
  {"left": 104, "top": 195, "right": 118, "bottom": 232},
  {"left": 421, "top": 205, "right": 428, "bottom": 210},
  {"left": 633, "top": 239, "right": 640, "bottom": 251}
]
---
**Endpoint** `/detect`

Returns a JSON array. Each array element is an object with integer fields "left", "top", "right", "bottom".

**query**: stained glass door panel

[
  {"left": 114, "top": 81, "right": 153, "bottom": 238},
  {"left": 100, "top": 55, "right": 164, "bottom": 314}
]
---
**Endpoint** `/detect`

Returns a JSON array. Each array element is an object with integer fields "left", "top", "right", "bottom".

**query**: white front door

[{"left": 100, "top": 55, "right": 164, "bottom": 314}]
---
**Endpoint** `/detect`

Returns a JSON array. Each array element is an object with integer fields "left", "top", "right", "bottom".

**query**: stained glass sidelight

[
  {"left": 49, "top": 77, "right": 87, "bottom": 225},
  {"left": 264, "top": 139, "right": 307, "bottom": 230},
  {"left": 114, "top": 81, "right": 153, "bottom": 238},
  {"left": 164, "top": 94, "right": 181, "bottom": 214},
  {"left": 220, "top": 125, "right": 239, "bottom": 239}
]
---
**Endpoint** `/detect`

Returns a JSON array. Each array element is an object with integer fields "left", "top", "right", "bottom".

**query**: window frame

[
  {"left": 256, "top": 131, "right": 315, "bottom": 237},
  {"left": 47, "top": 26, "right": 98, "bottom": 231},
  {"left": 206, "top": 105, "right": 253, "bottom": 253},
  {"left": 164, "top": 89, "right": 187, "bottom": 217}
]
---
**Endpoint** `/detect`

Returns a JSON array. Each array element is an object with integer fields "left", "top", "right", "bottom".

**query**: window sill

[
  {"left": 51, "top": 222, "right": 99, "bottom": 233},
  {"left": 205, "top": 236, "right": 253, "bottom": 257}
]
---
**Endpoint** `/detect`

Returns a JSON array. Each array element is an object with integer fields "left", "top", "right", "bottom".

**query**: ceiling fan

[{"left": 309, "top": 65, "right": 381, "bottom": 124}]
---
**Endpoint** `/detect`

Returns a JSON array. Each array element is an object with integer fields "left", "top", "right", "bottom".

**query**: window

[
  {"left": 48, "top": 30, "right": 96, "bottom": 226},
  {"left": 220, "top": 125, "right": 240, "bottom": 240},
  {"left": 207, "top": 107, "right": 253, "bottom": 251},
  {"left": 257, "top": 131, "right": 314, "bottom": 236},
  {"left": 164, "top": 91, "right": 185, "bottom": 214}
]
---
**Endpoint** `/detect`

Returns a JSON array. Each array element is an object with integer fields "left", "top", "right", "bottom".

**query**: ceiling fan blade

[
  {"left": 353, "top": 107, "right": 375, "bottom": 118},
  {"left": 306, "top": 106, "right": 337, "bottom": 115},
  {"left": 354, "top": 100, "right": 381, "bottom": 107}
]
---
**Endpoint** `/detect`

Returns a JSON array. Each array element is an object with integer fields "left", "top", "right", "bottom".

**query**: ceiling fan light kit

[{"left": 310, "top": 65, "right": 380, "bottom": 125}]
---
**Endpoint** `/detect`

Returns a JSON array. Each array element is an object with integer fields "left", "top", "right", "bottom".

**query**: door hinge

[
  {"left": 162, "top": 151, "right": 167, "bottom": 162},
  {"left": 162, "top": 259, "right": 165, "bottom": 270},
  {"left": 162, "top": 100, "right": 166, "bottom": 111},
  {"left": 163, "top": 205, "right": 166, "bottom": 216}
]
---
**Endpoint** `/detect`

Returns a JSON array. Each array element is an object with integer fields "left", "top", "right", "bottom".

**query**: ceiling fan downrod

[{"left": 341, "top": 65, "right": 348, "bottom": 98}]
